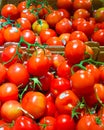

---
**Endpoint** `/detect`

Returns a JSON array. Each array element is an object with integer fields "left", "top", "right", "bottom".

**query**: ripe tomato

[
  {"left": 16, "top": 17, "right": 31, "bottom": 31},
  {"left": 99, "top": 65, "right": 104, "bottom": 84},
  {"left": 21, "top": 29, "right": 36, "bottom": 45},
  {"left": 7, "top": 63, "right": 29, "bottom": 88},
  {"left": 3, "top": 27, "right": 21, "bottom": 42},
  {"left": 39, "top": 116, "right": 56, "bottom": 130},
  {"left": 55, "top": 18, "right": 72, "bottom": 35},
  {"left": 39, "top": 28, "right": 57, "bottom": 43},
  {"left": 55, "top": 90, "right": 79, "bottom": 114},
  {"left": 0, "top": 100, "right": 23, "bottom": 122},
  {"left": 65, "top": 39, "right": 86, "bottom": 65},
  {"left": 1, "top": 4, "right": 19, "bottom": 20},
  {"left": 0, "top": 32, "right": 5, "bottom": 45},
  {"left": 59, "top": 33, "right": 70, "bottom": 45},
  {"left": 13, "top": 116, "right": 39, "bottom": 130},
  {"left": 46, "top": 36, "right": 63, "bottom": 46},
  {"left": 91, "top": 29, "right": 104, "bottom": 46},
  {"left": 0, "top": 83, "right": 18, "bottom": 103},
  {"left": 58, "top": 8, "right": 70, "bottom": 19},
  {"left": 21, "top": 91, "right": 46, "bottom": 119},
  {"left": 54, "top": 114, "right": 75, "bottom": 130},
  {"left": 71, "top": 70, "right": 95, "bottom": 97},
  {"left": 17, "top": 1, "right": 27, "bottom": 13},
  {"left": 69, "top": 31, "right": 88, "bottom": 42},
  {"left": 50, "top": 77, "right": 71, "bottom": 98},
  {"left": 0, "top": 63, "right": 7, "bottom": 84}
]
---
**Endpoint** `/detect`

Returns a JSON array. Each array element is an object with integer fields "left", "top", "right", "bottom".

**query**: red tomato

[
  {"left": 7, "top": 63, "right": 29, "bottom": 88},
  {"left": 0, "top": 83, "right": 18, "bottom": 103},
  {"left": 55, "top": 18, "right": 72, "bottom": 35},
  {"left": 13, "top": 116, "right": 39, "bottom": 130},
  {"left": 46, "top": 36, "right": 63, "bottom": 46},
  {"left": 1, "top": 4, "right": 19, "bottom": 20},
  {"left": 21, "top": 91, "right": 46, "bottom": 119},
  {"left": 58, "top": 8, "right": 70, "bottom": 19},
  {"left": 39, "top": 28, "right": 57, "bottom": 43},
  {"left": 56, "top": 0, "right": 73, "bottom": 11},
  {"left": 85, "top": 45, "right": 94, "bottom": 59},
  {"left": 99, "top": 65, "right": 104, "bottom": 84},
  {"left": 21, "top": 29, "right": 36, "bottom": 45},
  {"left": 16, "top": 17, "right": 31, "bottom": 31},
  {"left": 73, "top": 8, "right": 90, "bottom": 20},
  {"left": 0, "top": 32, "right": 5, "bottom": 45},
  {"left": 55, "top": 90, "right": 79, "bottom": 114},
  {"left": 17, "top": 1, "right": 27, "bottom": 13},
  {"left": 45, "top": 10, "right": 62, "bottom": 28},
  {"left": 73, "top": 0, "right": 92, "bottom": 11},
  {"left": 0, "top": 63, "right": 7, "bottom": 84},
  {"left": 50, "top": 77, "right": 71, "bottom": 98},
  {"left": 54, "top": 114, "right": 76, "bottom": 130},
  {"left": 1, "top": 100, "right": 23, "bottom": 122},
  {"left": 91, "top": 29, "right": 104, "bottom": 46},
  {"left": 39, "top": 116, "right": 56, "bottom": 130},
  {"left": 59, "top": 33, "right": 70, "bottom": 45},
  {"left": 65, "top": 39, "right": 86, "bottom": 65},
  {"left": 1, "top": 45, "right": 22, "bottom": 67},
  {"left": 69, "top": 31, "right": 88, "bottom": 42},
  {"left": 71, "top": 70, "right": 95, "bottom": 97},
  {"left": 3, "top": 27, "right": 21, "bottom": 42}
]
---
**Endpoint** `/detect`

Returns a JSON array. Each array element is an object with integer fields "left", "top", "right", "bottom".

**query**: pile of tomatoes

[{"left": 0, "top": 0, "right": 104, "bottom": 129}]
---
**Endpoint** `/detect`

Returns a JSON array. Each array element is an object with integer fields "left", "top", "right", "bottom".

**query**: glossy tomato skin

[
  {"left": 91, "top": 29, "right": 104, "bottom": 46},
  {"left": 0, "top": 83, "right": 18, "bottom": 103},
  {"left": 3, "top": 27, "right": 21, "bottom": 42},
  {"left": 55, "top": 18, "right": 72, "bottom": 35},
  {"left": 39, "top": 116, "right": 56, "bottom": 130},
  {"left": 50, "top": 77, "right": 71, "bottom": 98},
  {"left": 65, "top": 40, "right": 86, "bottom": 65},
  {"left": 21, "top": 91, "right": 46, "bottom": 119},
  {"left": 54, "top": 114, "right": 76, "bottom": 130},
  {"left": 58, "top": 8, "right": 70, "bottom": 19},
  {"left": 0, "top": 32, "right": 5, "bottom": 45},
  {"left": 0, "top": 63, "right": 7, "bottom": 84},
  {"left": 1, "top": 4, "right": 19, "bottom": 20},
  {"left": 0, "top": 100, "right": 23, "bottom": 122},
  {"left": 55, "top": 90, "right": 79, "bottom": 114},
  {"left": 13, "top": 116, "right": 39, "bottom": 130},
  {"left": 7, "top": 63, "right": 29, "bottom": 88},
  {"left": 71, "top": 70, "right": 95, "bottom": 97}
]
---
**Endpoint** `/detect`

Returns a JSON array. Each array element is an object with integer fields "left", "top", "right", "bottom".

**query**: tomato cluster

[{"left": 0, "top": 0, "right": 104, "bottom": 129}]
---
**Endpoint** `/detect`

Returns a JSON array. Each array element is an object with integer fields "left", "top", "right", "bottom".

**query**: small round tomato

[
  {"left": 7, "top": 63, "right": 29, "bottom": 88},
  {"left": 71, "top": 70, "right": 95, "bottom": 97},
  {"left": 39, "top": 28, "right": 57, "bottom": 43},
  {"left": 1, "top": 100, "right": 23, "bottom": 122},
  {"left": 13, "top": 116, "right": 39, "bottom": 130},
  {"left": 91, "top": 29, "right": 104, "bottom": 46},
  {"left": 3, "top": 27, "right": 21, "bottom": 42},
  {"left": 16, "top": 17, "right": 31, "bottom": 31},
  {"left": 1, "top": 4, "right": 19, "bottom": 20},
  {"left": 50, "top": 77, "right": 71, "bottom": 98},
  {"left": 0, "top": 63, "right": 7, "bottom": 84},
  {"left": 21, "top": 91, "right": 46, "bottom": 119},
  {"left": 55, "top": 90, "right": 79, "bottom": 114},
  {"left": 39, "top": 116, "right": 56, "bottom": 130},
  {"left": 55, "top": 18, "right": 72, "bottom": 35},
  {"left": 59, "top": 33, "right": 70, "bottom": 45},
  {"left": 17, "top": 1, "right": 27, "bottom": 13},
  {"left": 0, "top": 32, "right": 5, "bottom": 45},
  {"left": 69, "top": 31, "right": 88, "bottom": 42},
  {"left": 32, "top": 19, "right": 49, "bottom": 34},
  {"left": 0, "top": 83, "right": 18, "bottom": 103},
  {"left": 54, "top": 114, "right": 75, "bottom": 130},
  {"left": 65, "top": 39, "right": 86, "bottom": 65},
  {"left": 58, "top": 8, "right": 70, "bottom": 19}
]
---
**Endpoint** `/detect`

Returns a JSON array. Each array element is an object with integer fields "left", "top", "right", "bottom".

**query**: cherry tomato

[
  {"left": 1, "top": 4, "right": 19, "bottom": 20},
  {"left": 21, "top": 91, "right": 46, "bottom": 119},
  {"left": 58, "top": 8, "right": 70, "bottom": 19},
  {"left": 50, "top": 77, "right": 71, "bottom": 98},
  {"left": 91, "top": 29, "right": 104, "bottom": 46},
  {"left": 0, "top": 32, "right": 5, "bottom": 45},
  {"left": 0, "top": 63, "right": 7, "bottom": 84},
  {"left": 55, "top": 90, "right": 79, "bottom": 114},
  {"left": 71, "top": 70, "right": 95, "bottom": 97},
  {"left": 39, "top": 28, "right": 57, "bottom": 43},
  {"left": 54, "top": 114, "right": 76, "bottom": 130},
  {"left": 3, "top": 27, "right": 21, "bottom": 42},
  {"left": 17, "top": 1, "right": 27, "bottom": 13},
  {"left": 65, "top": 39, "right": 86, "bottom": 65},
  {"left": 13, "top": 116, "right": 39, "bottom": 130},
  {"left": 0, "top": 83, "right": 18, "bottom": 103},
  {"left": 0, "top": 100, "right": 23, "bottom": 122},
  {"left": 7, "top": 63, "right": 29, "bottom": 88},
  {"left": 39, "top": 116, "right": 56, "bottom": 130},
  {"left": 59, "top": 33, "right": 70, "bottom": 45},
  {"left": 55, "top": 18, "right": 72, "bottom": 35}
]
